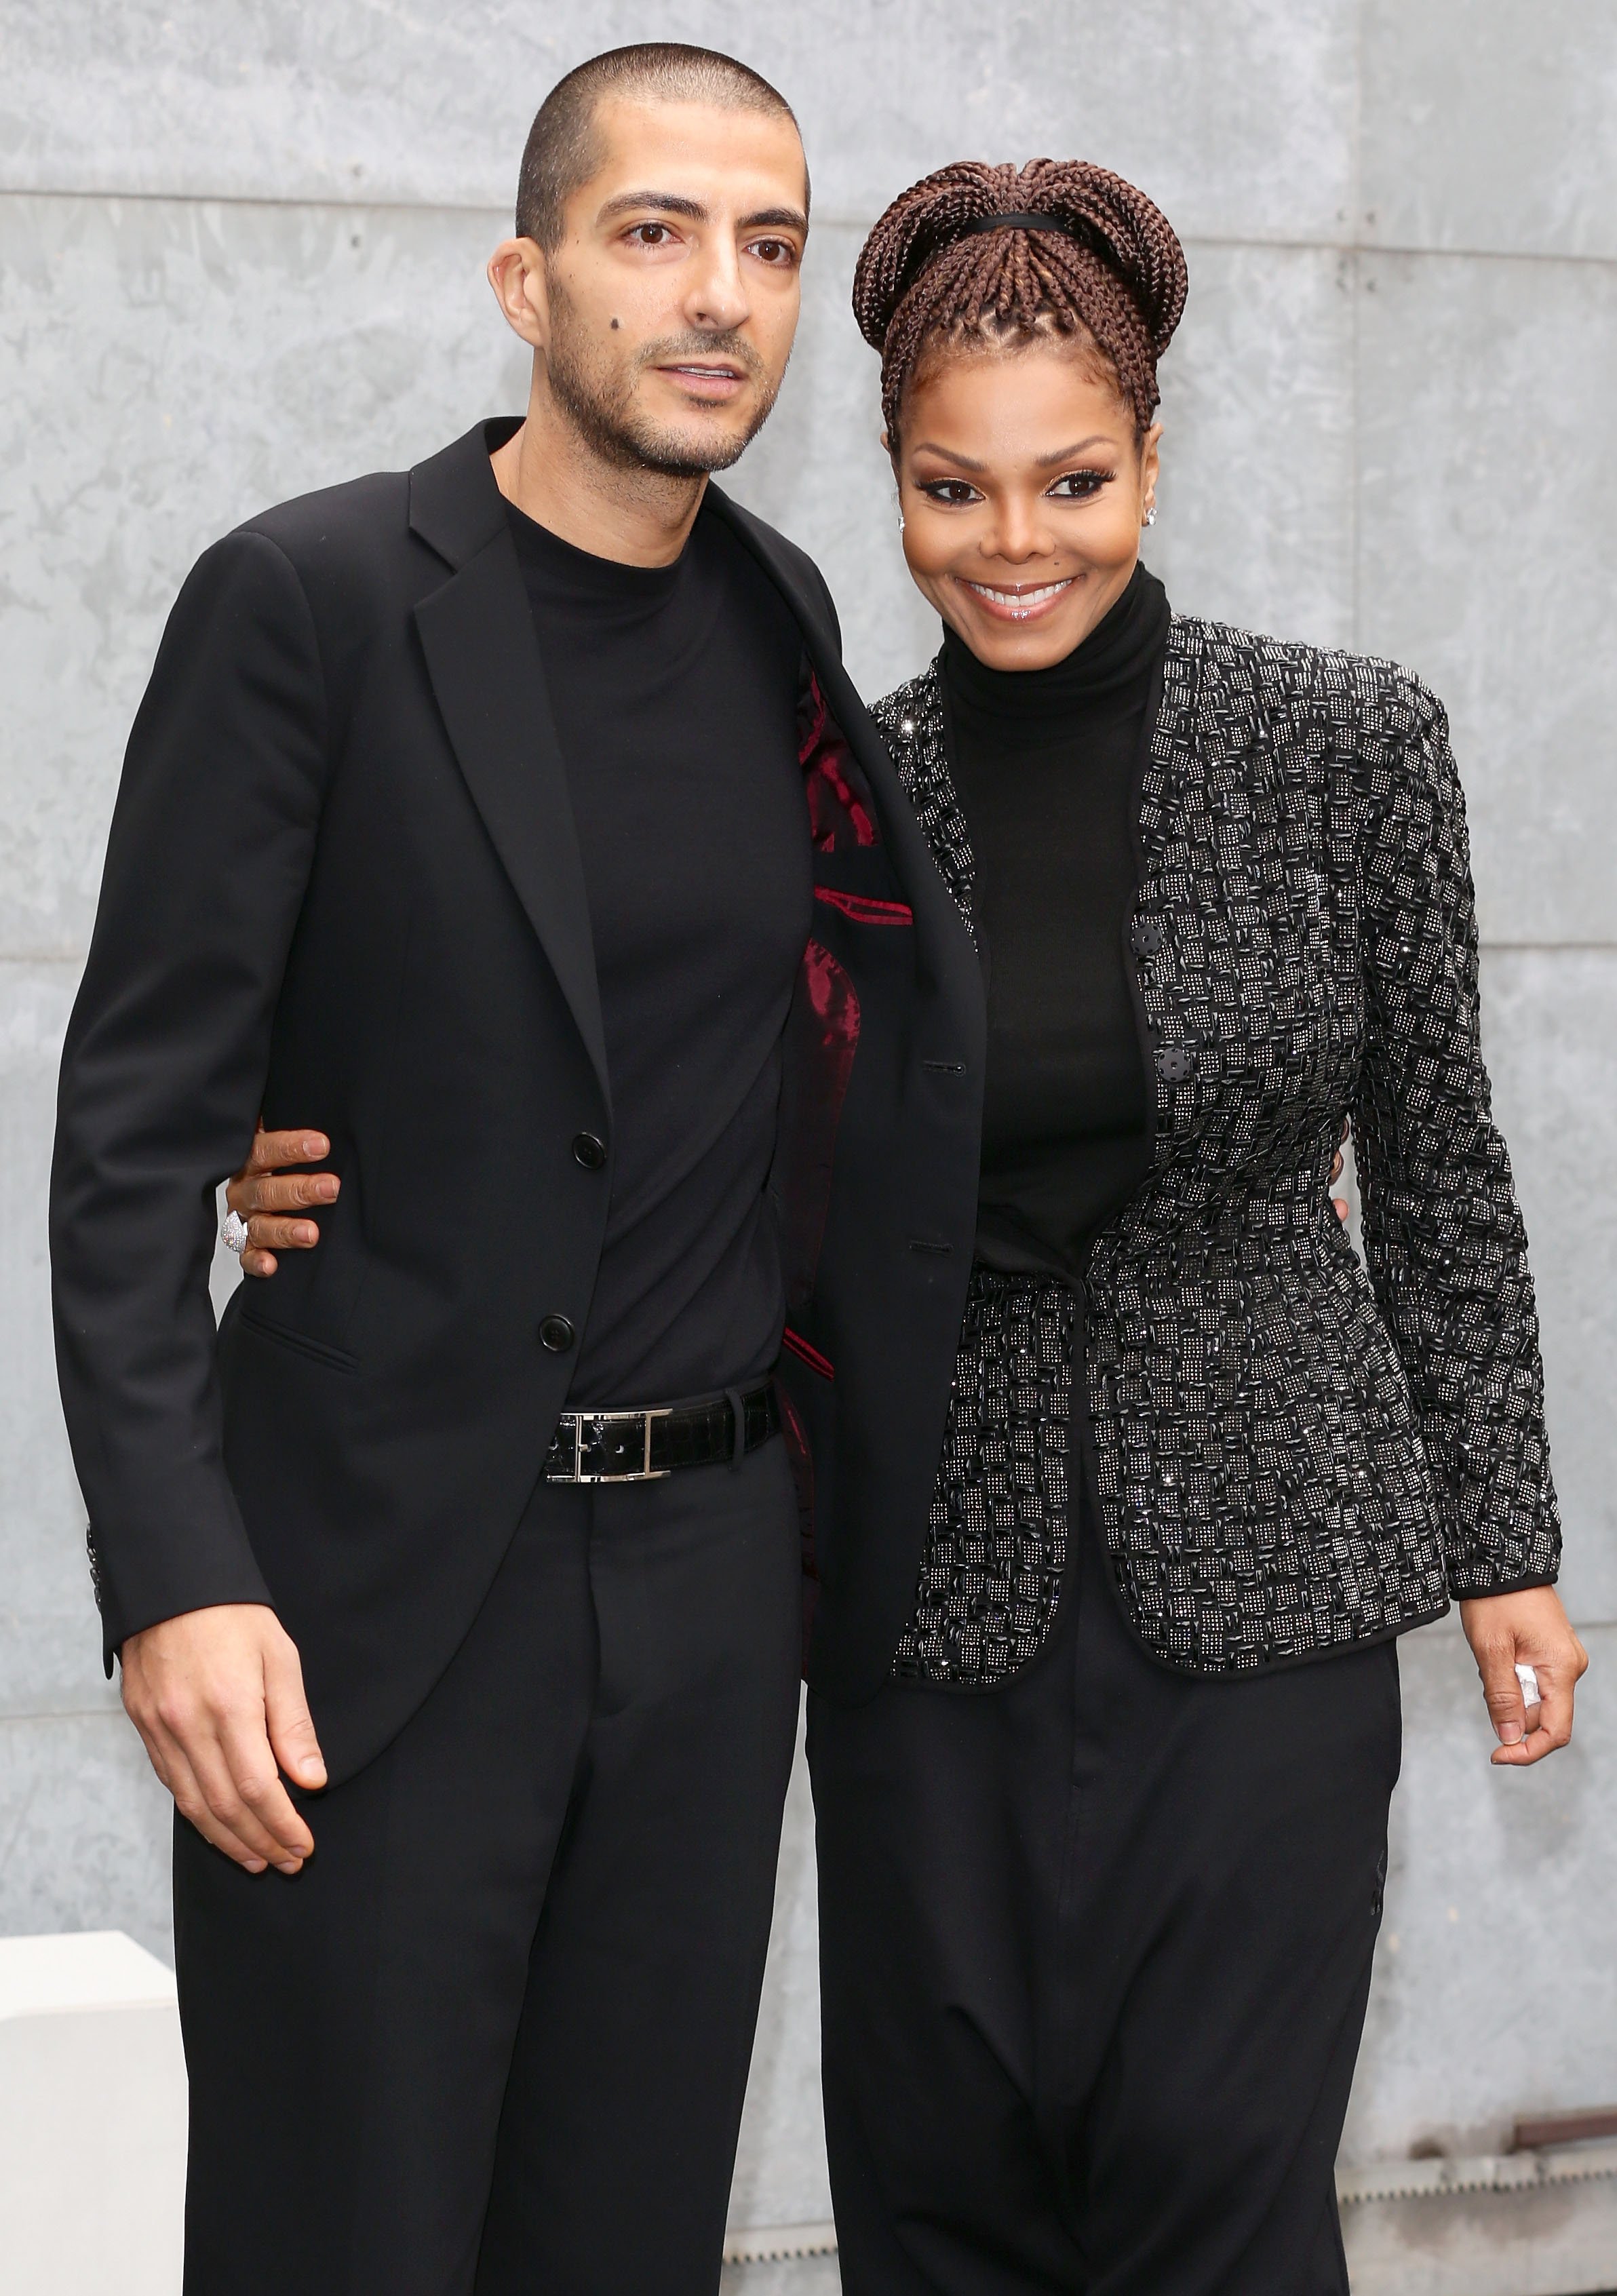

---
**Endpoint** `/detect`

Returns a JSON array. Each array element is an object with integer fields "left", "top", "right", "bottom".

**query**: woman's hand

[
  {"left": 226, "top": 1123, "right": 340, "bottom": 1279},
  {"left": 1458, "top": 1585, "right": 1588, "bottom": 1766}
]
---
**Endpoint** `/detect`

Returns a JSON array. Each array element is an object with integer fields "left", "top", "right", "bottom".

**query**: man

[{"left": 51, "top": 42, "right": 983, "bottom": 2295}]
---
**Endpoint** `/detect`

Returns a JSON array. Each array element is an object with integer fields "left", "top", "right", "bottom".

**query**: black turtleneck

[{"left": 943, "top": 564, "right": 1170, "bottom": 1280}]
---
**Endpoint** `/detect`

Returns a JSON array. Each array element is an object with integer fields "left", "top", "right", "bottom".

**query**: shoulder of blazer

[
  {"left": 1164, "top": 612, "right": 1441, "bottom": 752},
  {"left": 213, "top": 423, "right": 522, "bottom": 707},
  {"left": 870, "top": 619, "right": 1440, "bottom": 750},
  {"left": 235, "top": 467, "right": 414, "bottom": 591},
  {"left": 228, "top": 419, "right": 524, "bottom": 602}
]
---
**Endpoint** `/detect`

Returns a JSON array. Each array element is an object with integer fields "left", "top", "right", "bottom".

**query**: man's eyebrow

[
  {"left": 597, "top": 191, "right": 709, "bottom": 224},
  {"left": 594, "top": 193, "right": 808, "bottom": 236}
]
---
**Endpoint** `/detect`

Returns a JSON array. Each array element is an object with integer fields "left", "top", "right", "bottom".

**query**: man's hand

[
  {"left": 227, "top": 1123, "right": 340, "bottom": 1277},
  {"left": 1330, "top": 1116, "right": 1350, "bottom": 1224},
  {"left": 120, "top": 1603, "right": 327, "bottom": 1872},
  {"left": 1459, "top": 1585, "right": 1589, "bottom": 1767}
]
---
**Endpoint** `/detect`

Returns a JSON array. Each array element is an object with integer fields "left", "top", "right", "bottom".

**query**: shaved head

[{"left": 516, "top": 43, "right": 805, "bottom": 251}]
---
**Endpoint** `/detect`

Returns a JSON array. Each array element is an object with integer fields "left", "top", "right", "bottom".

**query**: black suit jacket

[{"left": 51, "top": 419, "right": 985, "bottom": 1778}]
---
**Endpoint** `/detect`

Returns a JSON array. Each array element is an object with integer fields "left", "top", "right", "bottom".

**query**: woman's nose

[{"left": 982, "top": 503, "right": 1054, "bottom": 566}]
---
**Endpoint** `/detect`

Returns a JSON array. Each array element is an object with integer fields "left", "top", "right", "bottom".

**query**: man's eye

[
  {"left": 749, "top": 237, "right": 798, "bottom": 267},
  {"left": 628, "top": 223, "right": 673, "bottom": 246},
  {"left": 1049, "top": 470, "right": 1109, "bottom": 499}
]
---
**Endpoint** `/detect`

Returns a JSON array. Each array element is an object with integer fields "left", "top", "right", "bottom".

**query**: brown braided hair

[{"left": 853, "top": 159, "right": 1187, "bottom": 446}]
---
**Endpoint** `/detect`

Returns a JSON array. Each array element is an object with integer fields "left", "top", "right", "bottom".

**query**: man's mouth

[
  {"left": 657, "top": 361, "right": 748, "bottom": 401},
  {"left": 958, "top": 577, "right": 1076, "bottom": 623}
]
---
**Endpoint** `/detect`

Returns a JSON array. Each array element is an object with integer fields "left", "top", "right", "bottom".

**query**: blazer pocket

[{"left": 235, "top": 1309, "right": 359, "bottom": 1376}]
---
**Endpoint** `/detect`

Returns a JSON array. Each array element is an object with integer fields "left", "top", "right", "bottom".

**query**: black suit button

[
  {"left": 1131, "top": 913, "right": 1165, "bottom": 958},
  {"left": 539, "top": 1315, "right": 577, "bottom": 1353},
  {"left": 1157, "top": 1040, "right": 1199, "bottom": 1085},
  {"left": 572, "top": 1132, "right": 607, "bottom": 1170}
]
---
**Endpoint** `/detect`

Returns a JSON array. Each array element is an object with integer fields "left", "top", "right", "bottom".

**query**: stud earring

[
  {"left": 897, "top": 507, "right": 906, "bottom": 534},
  {"left": 1144, "top": 505, "right": 1157, "bottom": 527}
]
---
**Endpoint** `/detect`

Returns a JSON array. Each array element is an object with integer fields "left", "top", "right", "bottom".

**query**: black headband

[{"left": 955, "top": 210, "right": 1074, "bottom": 238}]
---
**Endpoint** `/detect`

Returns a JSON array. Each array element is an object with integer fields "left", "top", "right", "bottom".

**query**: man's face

[{"left": 533, "top": 97, "right": 808, "bottom": 475}]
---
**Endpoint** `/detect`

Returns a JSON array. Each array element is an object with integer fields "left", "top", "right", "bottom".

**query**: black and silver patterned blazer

[{"left": 872, "top": 616, "right": 1560, "bottom": 1688}]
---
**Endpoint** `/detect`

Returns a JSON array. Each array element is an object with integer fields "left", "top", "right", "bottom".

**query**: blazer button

[
  {"left": 539, "top": 1315, "right": 576, "bottom": 1353},
  {"left": 572, "top": 1131, "right": 608, "bottom": 1170},
  {"left": 1131, "top": 913, "right": 1165, "bottom": 958},
  {"left": 1157, "top": 1040, "right": 1199, "bottom": 1085}
]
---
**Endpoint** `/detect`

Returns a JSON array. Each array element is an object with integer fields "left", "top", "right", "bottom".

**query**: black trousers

[
  {"left": 173, "top": 1437, "right": 802, "bottom": 2295},
  {"left": 810, "top": 1495, "right": 1402, "bottom": 2296}
]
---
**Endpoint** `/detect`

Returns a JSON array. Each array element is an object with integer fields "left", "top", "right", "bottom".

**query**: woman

[{"left": 804, "top": 159, "right": 1587, "bottom": 2295}]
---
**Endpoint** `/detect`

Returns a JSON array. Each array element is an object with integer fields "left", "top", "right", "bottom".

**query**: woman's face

[{"left": 892, "top": 340, "right": 1161, "bottom": 671}]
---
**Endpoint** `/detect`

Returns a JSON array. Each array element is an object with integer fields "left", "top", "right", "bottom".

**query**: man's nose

[{"left": 684, "top": 239, "right": 750, "bottom": 334}]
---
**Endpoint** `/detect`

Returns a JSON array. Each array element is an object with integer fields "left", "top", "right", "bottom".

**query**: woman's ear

[{"left": 1140, "top": 420, "right": 1163, "bottom": 515}]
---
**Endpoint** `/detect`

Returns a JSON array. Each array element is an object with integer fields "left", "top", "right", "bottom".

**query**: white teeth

[{"left": 964, "top": 579, "right": 1073, "bottom": 616}]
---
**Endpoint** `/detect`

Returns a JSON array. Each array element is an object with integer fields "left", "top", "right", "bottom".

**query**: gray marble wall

[{"left": 1, "top": 0, "right": 1612, "bottom": 2221}]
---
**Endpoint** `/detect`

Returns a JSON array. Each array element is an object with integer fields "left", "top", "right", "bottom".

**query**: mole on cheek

[{"left": 610, "top": 317, "right": 621, "bottom": 330}]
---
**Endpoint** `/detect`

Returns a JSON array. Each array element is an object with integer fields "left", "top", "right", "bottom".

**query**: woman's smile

[{"left": 957, "top": 574, "right": 1077, "bottom": 621}]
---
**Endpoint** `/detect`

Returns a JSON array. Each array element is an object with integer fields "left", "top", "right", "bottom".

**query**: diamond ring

[{"left": 222, "top": 1209, "right": 250, "bottom": 1257}]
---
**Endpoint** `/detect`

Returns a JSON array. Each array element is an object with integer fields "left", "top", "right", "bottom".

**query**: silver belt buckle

[{"left": 568, "top": 1407, "right": 674, "bottom": 1483}]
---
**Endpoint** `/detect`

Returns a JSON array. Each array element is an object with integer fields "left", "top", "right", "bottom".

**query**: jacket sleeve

[
  {"left": 1350, "top": 672, "right": 1561, "bottom": 1598},
  {"left": 50, "top": 528, "right": 332, "bottom": 1667}
]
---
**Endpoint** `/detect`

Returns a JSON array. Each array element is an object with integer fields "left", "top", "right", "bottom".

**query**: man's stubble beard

[{"left": 543, "top": 275, "right": 783, "bottom": 478}]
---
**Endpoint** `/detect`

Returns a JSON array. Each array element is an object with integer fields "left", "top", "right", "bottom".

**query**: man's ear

[{"left": 487, "top": 237, "right": 550, "bottom": 353}]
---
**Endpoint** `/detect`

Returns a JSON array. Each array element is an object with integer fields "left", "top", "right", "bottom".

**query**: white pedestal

[{"left": 0, "top": 1932, "right": 187, "bottom": 2295}]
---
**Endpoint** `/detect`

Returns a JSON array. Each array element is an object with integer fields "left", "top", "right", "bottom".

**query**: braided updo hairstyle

[{"left": 852, "top": 159, "right": 1188, "bottom": 446}]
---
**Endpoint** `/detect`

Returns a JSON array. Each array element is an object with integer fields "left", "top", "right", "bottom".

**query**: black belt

[{"left": 543, "top": 1382, "right": 781, "bottom": 1484}]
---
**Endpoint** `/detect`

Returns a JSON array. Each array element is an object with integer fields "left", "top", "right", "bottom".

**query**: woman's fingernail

[
  {"left": 304, "top": 1137, "right": 326, "bottom": 1157},
  {"left": 1496, "top": 1720, "right": 1523, "bottom": 1745}
]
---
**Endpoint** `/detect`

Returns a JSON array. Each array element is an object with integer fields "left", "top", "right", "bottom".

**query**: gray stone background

[{"left": 1, "top": 0, "right": 1612, "bottom": 2244}]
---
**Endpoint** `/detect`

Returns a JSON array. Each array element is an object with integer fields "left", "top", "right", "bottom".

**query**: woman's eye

[
  {"left": 1049, "top": 470, "right": 1110, "bottom": 499},
  {"left": 920, "top": 481, "right": 982, "bottom": 507}
]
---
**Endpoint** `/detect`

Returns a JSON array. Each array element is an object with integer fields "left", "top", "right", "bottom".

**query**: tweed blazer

[{"left": 872, "top": 615, "right": 1560, "bottom": 1688}]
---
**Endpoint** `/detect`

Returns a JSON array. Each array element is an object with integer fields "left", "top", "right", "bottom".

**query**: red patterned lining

[
  {"left": 813, "top": 887, "right": 913, "bottom": 927},
  {"left": 781, "top": 1326, "right": 835, "bottom": 1380},
  {"left": 800, "top": 675, "right": 877, "bottom": 851}
]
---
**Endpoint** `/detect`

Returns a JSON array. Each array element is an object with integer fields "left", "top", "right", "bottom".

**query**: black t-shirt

[
  {"left": 507, "top": 497, "right": 812, "bottom": 1405},
  {"left": 943, "top": 566, "right": 1169, "bottom": 1279}
]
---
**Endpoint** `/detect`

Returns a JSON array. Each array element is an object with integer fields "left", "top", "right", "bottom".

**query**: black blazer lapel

[
  {"left": 706, "top": 486, "right": 983, "bottom": 1026},
  {"left": 410, "top": 429, "right": 609, "bottom": 1104}
]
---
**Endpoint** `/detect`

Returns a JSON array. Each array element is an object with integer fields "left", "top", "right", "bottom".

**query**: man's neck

[{"left": 490, "top": 376, "right": 708, "bottom": 568}]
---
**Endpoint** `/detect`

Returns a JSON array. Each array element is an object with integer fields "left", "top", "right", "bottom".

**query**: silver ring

[
  {"left": 222, "top": 1209, "right": 250, "bottom": 1257},
  {"left": 1516, "top": 1662, "right": 1542, "bottom": 1707}
]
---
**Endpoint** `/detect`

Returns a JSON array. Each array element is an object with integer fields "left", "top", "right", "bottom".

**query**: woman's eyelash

[{"left": 916, "top": 469, "right": 1114, "bottom": 505}]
